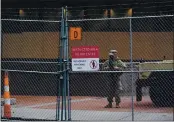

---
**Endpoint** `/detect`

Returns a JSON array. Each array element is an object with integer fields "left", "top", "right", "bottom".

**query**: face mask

[{"left": 109, "top": 55, "right": 114, "bottom": 60}]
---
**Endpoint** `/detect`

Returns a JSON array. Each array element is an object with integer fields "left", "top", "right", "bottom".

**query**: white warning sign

[{"left": 71, "top": 46, "right": 99, "bottom": 71}]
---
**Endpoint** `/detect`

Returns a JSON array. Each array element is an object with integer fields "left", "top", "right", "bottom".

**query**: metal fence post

[
  {"left": 57, "top": 6, "right": 70, "bottom": 121},
  {"left": 56, "top": 7, "right": 65, "bottom": 121},
  {"left": 172, "top": 11, "right": 174, "bottom": 122},
  {"left": 65, "top": 6, "right": 71, "bottom": 121},
  {"left": 129, "top": 17, "right": 134, "bottom": 121},
  {"left": 62, "top": 7, "right": 66, "bottom": 121}
]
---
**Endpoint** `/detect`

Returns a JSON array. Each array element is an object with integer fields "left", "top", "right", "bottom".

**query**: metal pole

[
  {"left": 63, "top": 7, "right": 67, "bottom": 120},
  {"left": 172, "top": 13, "right": 174, "bottom": 122},
  {"left": 0, "top": 8, "right": 2, "bottom": 119},
  {"left": 56, "top": 7, "right": 64, "bottom": 121},
  {"left": 65, "top": 6, "right": 71, "bottom": 121},
  {"left": 130, "top": 17, "right": 134, "bottom": 121},
  {"left": 61, "top": 7, "right": 65, "bottom": 121},
  {"left": 56, "top": 72, "right": 60, "bottom": 121},
  {"left": 56, "top": 73, "right": 61, "bottom": 121},
  {"left": 56, "top": 16, "right": 64, "bottom": 119}
]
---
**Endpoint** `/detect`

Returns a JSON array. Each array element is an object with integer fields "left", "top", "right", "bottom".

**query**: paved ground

[{"left": 1, "top": 95, "right": 173, "bottom": 121}]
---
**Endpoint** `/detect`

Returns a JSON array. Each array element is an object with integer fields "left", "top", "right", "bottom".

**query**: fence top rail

[
  {"left": 68, "top": 14, "right": 173, "bottom": 21},
  {"left": 1, "top": 18, "right": 61, "bottom": 23},
  {"left": 1, "top": 14, "right": 173, "bottom": 22}
]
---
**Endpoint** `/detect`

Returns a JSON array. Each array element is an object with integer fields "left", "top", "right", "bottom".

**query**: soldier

[{"left": 102, "top": 50, "right": 126, "bottom": 108}]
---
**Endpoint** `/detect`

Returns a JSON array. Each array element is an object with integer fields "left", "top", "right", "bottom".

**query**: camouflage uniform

[{"left": 102, "top": 52, "right": 126, "bottom": 108}]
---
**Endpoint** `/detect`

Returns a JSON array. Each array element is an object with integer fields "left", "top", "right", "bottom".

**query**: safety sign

[
  {"left": 71, "top": 46, "right": 99, "bottom": 71},
  {"left": 69, "top": 27, "right": 82, "bottom": 41}
]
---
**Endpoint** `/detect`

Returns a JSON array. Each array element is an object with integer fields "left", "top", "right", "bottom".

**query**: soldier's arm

[
  {"left": 102, "top": 60, "right": 109, "bottom": 70},
  {"left": 116, "top": 60, "right": 127, "bottom": 70},
  {"left": 119, "top": 60, "right": 127, "bottom": 68}
]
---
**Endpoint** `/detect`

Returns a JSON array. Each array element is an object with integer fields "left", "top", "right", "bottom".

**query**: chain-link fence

[
  {"left": 131, "top": 15, "right": 173, "bottom": 121},
  {"left": 1, "top": 18, "right": 62, "bottom": 120},
  {"left": 67, "top": 15, "right": 173, "bottom": 121},
  {"left": 1, "top": 7, "right": 174, "bottom": 121}
]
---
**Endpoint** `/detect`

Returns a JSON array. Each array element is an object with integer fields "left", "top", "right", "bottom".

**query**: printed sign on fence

[
  {"left": 69, "top": 27, "right": 82, "bottom": 41},
  {"left": 71, "top": 46, "right": 99, "bottom": 71}
]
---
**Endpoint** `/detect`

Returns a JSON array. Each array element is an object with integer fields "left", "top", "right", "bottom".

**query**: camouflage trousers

[{"left": 107, "top": 74, "right": 121, "bottom": 104}]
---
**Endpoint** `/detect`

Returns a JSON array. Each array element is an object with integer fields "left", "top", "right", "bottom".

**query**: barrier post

[{"left": 3, "top": 71, "right": 11, "bottom": 119}]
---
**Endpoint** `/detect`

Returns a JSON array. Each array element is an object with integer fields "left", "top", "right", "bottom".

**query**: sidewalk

[
  {"left": 7, "top": 107, "right": 173, "bottom": 121},
  {"left": 1, "top": 95, "right": 173, "bottom": 121}
]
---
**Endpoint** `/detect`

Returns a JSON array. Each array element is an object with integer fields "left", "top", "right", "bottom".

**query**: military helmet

[{"left": 110, "top": 49, "right": 117, "bottom": 53}]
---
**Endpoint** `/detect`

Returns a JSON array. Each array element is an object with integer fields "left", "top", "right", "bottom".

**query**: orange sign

[{"left": 69, "top": 27, "right": 82, "bottom": 41}]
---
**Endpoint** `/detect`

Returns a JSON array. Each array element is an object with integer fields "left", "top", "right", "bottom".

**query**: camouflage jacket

[{"left": 102, "top": 58, "right": 127, "bottom": 71}]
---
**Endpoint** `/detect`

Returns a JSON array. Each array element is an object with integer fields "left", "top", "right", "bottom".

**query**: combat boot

[
  {"left": 104, "top": 103, "right": 112, "bottom": 108},
  {"left": 116, "top": 103, "right": 120, "bottom": 108}
]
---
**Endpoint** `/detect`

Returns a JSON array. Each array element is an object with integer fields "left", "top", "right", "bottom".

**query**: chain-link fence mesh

[
  {"left": 68, "top": 15, "right": 173, "bottom": 121},
  {"left": 1, "top": 19, "right": 61, "bottom": 120},
  {"left": 68, "top": 18, "right": 132, "bottom": 121},
  {"left": 132, "top": 15, "right": 173, "bottom": 121},
  {"left": 1, "top": 7, "right": 173, "bottom": 121}
]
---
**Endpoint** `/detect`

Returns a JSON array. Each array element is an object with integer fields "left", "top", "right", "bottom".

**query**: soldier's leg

[
  {"left": 105, "top": 75, "right": 115, "bottom": 108},
  {"left": 107, "top": 79, "right": 115, "bottom": 103},
  {"left": 115, "top": 78, "right": 121, "bottom": 107}
]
